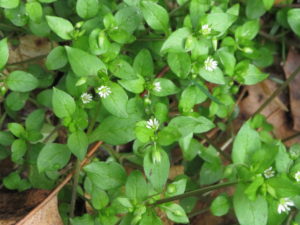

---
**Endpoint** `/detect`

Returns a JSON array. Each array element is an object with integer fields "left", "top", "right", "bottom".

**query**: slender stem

[
  {"left": 87, "top": 102, "right": 100, "bottom": 134},
  {"left": 69, "top": 160, "right": 81, "bottom": 220},
  {"left": 188, "top": 207, "right": 210, "bottom": 218},
  {"left": 17, "top": 141, "right": 103, "bottom": 225},
  {"left": 201, "top": 134, "right": 231, "bottom": 161},
  {"left": 275, "top": 4, "right": 300, "bottom": 8},
  {"left": 169, "top": 0, "right": 191, "bottom": 16},
  {"left": 252, "top": 66, "right": 300, "bottom": 117},
  {"left": 43, "top": 126, "right": 61, "bottom": 143},
  {"left": 7, "top": 54, "right": 47, "bottom": 67},
  {"left": 0, "top": 23, "right": 25, "bottom": 32},
  {"left": 149, "top": 181, "right": 237, "bottom": 206},
  {"left": 0, "top": 112, "right": 7, "bottom": 130}
]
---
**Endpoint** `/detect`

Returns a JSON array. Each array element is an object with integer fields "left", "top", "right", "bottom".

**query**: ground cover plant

[{"left": 2, "top": 0, "right": 300, "bottom": 224}]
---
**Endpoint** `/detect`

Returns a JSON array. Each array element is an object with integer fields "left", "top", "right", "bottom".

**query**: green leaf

[
  {"left": 135, "top": 121, "right": 155, "bottom": 143},
  {"left": 288, "top": 9, "right": 300, "bottom": 36},
  {"left": 84, "top": 161, "right": 127, "bottom": 190},
  {"left": 0, "top": 0, "right": 19, "bottom": 9},
  {"left": 217, "top": 48, "right": 236, "bottom": 76},
  {"left": 179, "top": 85, "right": 207, "bottom": 112},
  {"left": 3, "top": 172, "right": 30, "bottom": 191},
  {"left": 39, "top": 0, "right": 57, "bottom": 2},
  {"left": 71, "top": 214, "right": 94, "bottom": 225},
  {"left": 66, "top": 46, "right": 106, "bottom": 77},
  {"left": 169, "top": 116, "right": 215, "bottom": 137},
  {"left": 6, "top": 71, "right": 39, "bottom": 92},
  {"left": 161, "top": 28, "right": 191, "bottom": 53},
  {"left": 167, "top": 52, "right": 191, "bottom": 78},
  {"left": 46, "top": 16, "right": 74, "bottom": 40},
  {"left": 246, "top": 0, "right": 266, "bottom": 19},
  {"left": 101, "top": 82, "right": 128, "bottom": 118},
  {"left": 166, "top": 178, "right": 187, "bottom": 197},
  {"left": 235, "top": 61, "right": 268, "bottom": 85},
  {"left": 25, "top": 109, "right": 45, "bottom": 131},
  {"left": 206, "top": 13, "right": 236, "bottom": 35},
  {"left": 67, "top": 130, "right": 88, "bottom": 160},
  {"left": 109, "top": 58, "right": 137, "bottom": 80},
  {"left": 140, "top": 1, "right": 169, "bottom": 32},
  {"left": 11, "top": 139, "right": 27, "bottom": 164},
  {"left": 275, "top": 142, "right": 292, "bottom": 173},
  {"left": 5, "top": 91, "right": 28, "bottom": 111},
  {"left": 199, "top": 161, "right": 223, "bottom": 185},
  {"left": 37, "top": 143, "right": 71, "bottom": 172},
  {"left": 232, "top": 122, "right": 261, "bottom": 164},
  {"left": 233, "top": 184, "right": 268, "bottom": 225},
  {"left": 46, "top": 46, "right": 68, "bottom": 70},
  {"left": 8, "top": 123, "right": 25, "bottom": 138},
  {"left": 157, "top": 126, "right": 181, "bottom": 146},
  {"left": 52, "top": 88, "right": 76, "bottom": 118},
  {"left": 126, "top": 170, "right": 148, "bottom": 202},
  {"left": 235, "top": 20, "right": 260, "bottom": 41},
  {"left": 118, "top": 76, "right": 145, "bottom": 94},
  {"left": 267, "top": 176, "right": 300, "bottom": 197},
  {"left": 90, "top": 186, "right": 109, "bottom": 210},
  {"left": 133, "top": 49, "right": 154, "bottom": 77},
  {"left": 115, "top": 6, "right": 141, "bottom": 34},
  {"left": 89, "top": 114, "right": 140, "bottom": 145},
  {"left": 144, "top": 149, "right": 170, "bottom": 191},
  {"left": 151, "top": 78, "right": 179, "bottom": 97},
  {"left": 140, "top": 210, "right": 163, "bottom": 225},
  {"left": 164, "top": 203, "right": 189, "bottom": 224},
  {"left": 76, "top": 0, "right": 99, "bottom": 19},
  {"left": 0, "top": 131, "right": 15, "bottom": 146},
  {"left": 0, "top": 38, "right": 9, "bottom": 70},
  {"left": 199, "top": 67, "right": 225, "bottom": 85},
  {"left": 25, "top": 1, "right": 42, "bottom": 23},
  {"left": 180, "top": 138, "right": 201, "bottom": 161},
  {"left": 210, "top": 194, "right": 230, "bottom": 216}
]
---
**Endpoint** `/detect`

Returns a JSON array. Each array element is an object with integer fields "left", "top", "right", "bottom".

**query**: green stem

[
  {"left": 87, "top": 102, "right": 100, "bottom": 135},
  {"left": 69, "top": 160, "right": 81, "bottom": 219},
  {"left": 0, "top": 112, "right": 6, "bottom": 130},
  {"left": 252, "top": 66, "right": 300, "bottom": 117},
  {"left": 188, "top": 207, "right": 210, "bottom": 218},
  {"left": 43, "top": 126, "right": 61, "bottom": 143},
  {"left": 0, "top": 23, "right": 25, "bottom": 32},
  {"left": 149, "top": 181, "right": 237, "bottom": 206}
]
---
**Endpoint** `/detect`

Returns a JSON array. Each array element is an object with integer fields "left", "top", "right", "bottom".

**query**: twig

[
  {"left": 201, "top": 134, "right": 231, "bottom": 161},
  {"left": 252, "top": 66, "right": 300, "bottom": 117},
  {"left": 16, "top": 141, "right": 103, "bottom": 225},
  {"left": 275, "top": 4, "right": 300, "bottom": 8},
  {"left": 69, "top": 160, "right": 81, "bottom": 220},
  {"left": 282, "top": 131, "right": 300, "bottom": 143},
  {"left": 7, "top": 54, "right": 48, "bottom": 67}
]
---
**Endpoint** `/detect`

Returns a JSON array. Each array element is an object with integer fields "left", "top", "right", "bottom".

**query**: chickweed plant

[{"left": 1, "top": 0, "right": 300, "bottom": 224}]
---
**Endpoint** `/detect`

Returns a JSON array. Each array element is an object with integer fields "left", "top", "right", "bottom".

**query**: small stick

[{"left": 16, "top": 141, "right": 103, "bottom": 225}]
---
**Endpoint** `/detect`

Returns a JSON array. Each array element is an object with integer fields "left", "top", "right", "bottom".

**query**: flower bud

[{"left": 152, "top": 148, "right": 161, "bottom": 164}]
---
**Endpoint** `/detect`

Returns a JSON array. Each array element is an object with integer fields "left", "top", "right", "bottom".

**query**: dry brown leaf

[
  {"left": 283, "top": 48, "right": 300, "bottom": 131},
  {"left": 0, "top": 189, "right": 63, "bottom": 225},
  {"left": 239, "top": 80, "right": 300, "bottom": 146}
]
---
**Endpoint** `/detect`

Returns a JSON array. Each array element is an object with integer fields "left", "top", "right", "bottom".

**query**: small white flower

[
  {"left": 97, "top": 85, "right": 111, "bottom": 98},
  {"left": 295, "top": 171, "right": 300, "bottom": 182},
  {"left": 81, "top": 93, "right": 92, "bottom": 104},
  {"left": 204, "top": 57, "right": 218, "bottom": 72},
  {"left": 263, "top": 167, "right": 275, "bottom": 179},
  {"left": 153, "top": 82, "right": 162, "bottom": 92},
  {"left": 277, "top": 198, "right": 294, "bottom": 214},
  {"left": 201, "top": 24, "right": 212, "bottom": 35},
  {"left": 146, "top": 118, "right": 159, "bottom": 130}
]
